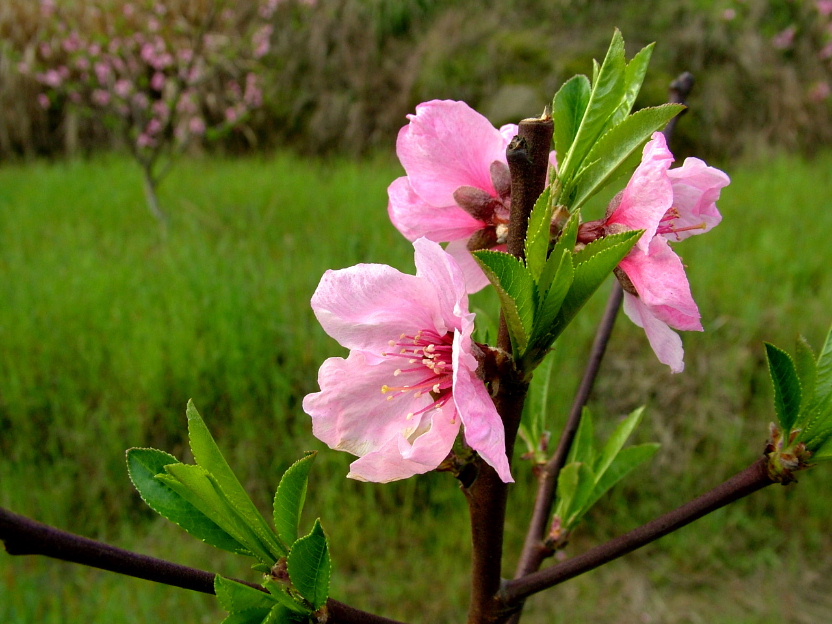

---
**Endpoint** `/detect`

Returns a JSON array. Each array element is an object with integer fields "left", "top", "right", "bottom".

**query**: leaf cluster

[
  {"left": 127, "top": 401, "right": 331, "bottom": 624},
  {"left": 765, "top": 326, "right": 832, "bottom": 461}
]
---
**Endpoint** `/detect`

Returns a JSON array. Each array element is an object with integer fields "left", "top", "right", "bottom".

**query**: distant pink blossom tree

[{"left": 20, "top": 0, "right": 282, "bottom": 226}]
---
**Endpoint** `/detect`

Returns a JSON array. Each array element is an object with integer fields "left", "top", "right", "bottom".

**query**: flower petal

[
  {"left": 445, "top": 239, "right": 493, "bottom": 294},
  {"left": 397, "top": 100, "right": 510, "bottom": 208},
  {"left": 607, "top": 132, "right": 674, "bottom": 253},
  {"left": 347, "top": 405, "right": 460, "bottom": 482},
  {"left": 413, "top": 237, "right": 470, "bottom": 332},
  {"left": 619, "top": 237, "right": 702, "bottom": 331},
  {"left": 665, "top": 157, "right": 729, "bottom": 241},
  {"left": 622, "top": 291, "right": 686, "bottom": 373},
  {"left": 388, "top": 176, "right": 484, "bottom": 242},
  {"left": 303, "top": 353, "right": 434, "bottom": 456},
  {"left": 452, "top": 316, "right": 513, "bottom": 483},
  {"left": 311, "top": 262, "right": 444, "bottom": 352}
]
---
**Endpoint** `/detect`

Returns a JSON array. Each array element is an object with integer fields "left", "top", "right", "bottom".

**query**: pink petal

[
  {"left": 607, "top": 132, "right": 675, "bottom": 253},
  {"left": 445, "top": 239, "right": 493, "bottom": 294},
  {"left": 451, "top": 316, "right": 513, "bottom": 482},
  {"left": 388, "top": 176, "right": 484, "bottom": 242},
  {"left": 303, "top": 352, "right": 435, "bottom": 455},
  {"left": 619, "top": 237, "right": 702, "bottom": 331},
  {"left": 499, "top": 123, "right": 519, "bottom": 144},
  {"left": 413, "top": 238, "right": 470, "bottom": 332},
  {"left": 347, "top": 404, "right": 461, "bottom": 482},
  {"left": 665, "top": 157, "right": 729, "bottom": 241},
  {"left": 397, "top": 100, "right": 510, "bottom": 208},
  {"left": 311, "top": 263, "right": 443, "bottom": 353},
  {"left": 622, "top": 292, "right": 686, "bottom": 373}
]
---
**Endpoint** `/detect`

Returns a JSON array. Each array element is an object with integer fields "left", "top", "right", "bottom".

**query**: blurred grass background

[
  {"left": 2, "top": 0, "right": 832, "bottom": 622},
  {"left": 1, "top": 150, "right": 832, "bottom": 623}
]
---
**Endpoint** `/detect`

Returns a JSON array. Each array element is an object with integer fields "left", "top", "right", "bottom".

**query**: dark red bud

[
  {"left": 453, "top": 185, "right": 502, "bottom": 222},
  {"left": 490, "top": 160, "right": 511, "bottom": 199}
]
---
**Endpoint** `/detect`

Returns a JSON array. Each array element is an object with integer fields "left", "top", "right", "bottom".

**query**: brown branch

[
  {"left": 0, "top": 506, "right": 405, "bottom": 624},
  {"left": 503, "top": 457, "right": 774, "bottom": 604},
  {"left": 464, "top": 114, "right": 553, "bottom": 624}
]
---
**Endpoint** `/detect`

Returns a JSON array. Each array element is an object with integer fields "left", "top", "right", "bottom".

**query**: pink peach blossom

[
  {"left": 388, "top": 100, "right": 521, "bottom": 293},
  {"left": 303, "top": 238, "right": 512, "bottom": 483},
  {"left": 587, "top": 132, "right": 729, "bottom": 373}
]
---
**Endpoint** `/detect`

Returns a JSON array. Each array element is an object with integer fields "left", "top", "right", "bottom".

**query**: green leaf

[
  {"left": 795, "top": 335, "right": 817, "bottom": 404},
  {"left": 264, "top": 580, "right": 314, "bottom": 615},
  {"left": 610, "top": 43, "right": 655, "bottom": 125},
  {"left": 274, "top": 452, "right": 317, "bottom": 547},
  {"left": 525, "top": 186, "right": 554, "bottom": 280},
  {"left": 126, "top": 448, "right": 250, "bottom": 556},
  {"left": 556, "top": 230, "right": 641, "bottom": 327},
  {"left": 568, "top": 104, "right": 684, "bottom": 210},
  {"left": 538, "top": 211, "right": 579, "bottom": 295},
  {"left": 595, "top": 407, "right": 646, "bottom": 478},
  {"left": 262, "top": 605, "right": 299, "bottom": 624},
  {"left": 187, "top": 401, "right": 286, "bottom": 559},
  {"left": 219, "top": 609, "right": 273, "bottom": 624},
  {"left": 215, "top": 576, "right": 276, "bottom": 613},
  {"left": 472, "top": 250, "right": 535, "bottom": 353},
  {"left": 567, "top": 407, "right": 595, "bottom": 467},
  {"left": 552, "top": 75, "right": 591, "bottom": 161},
  {"left": 764, "top": 343, "right": 802, "bottom": 432},
  {"left": 582, "top": 443, "right": 660, "bottom": 514},
  {"left": 797, "top": 326, "right": 832, "bottom": 443},
  {"left": 553, "top": 462, "right": 581, "bottom": 522},
  {"left": 528, "top": 250, "right": 574, "bottom": 355},
  {"left": 812, "top": 436, "right": 832, "bottom": 462},
  {"left": 287, "top": 519, "right": 332, "bottom": 610},
  {"left": 567, "top": 462, "right": 598, "bottom": 527},
  {"left": 557, "top": 30, "right": 626, "bottom": 185},
  {"left": 158, "top": 463, "right": 275, "bottom": 563}
]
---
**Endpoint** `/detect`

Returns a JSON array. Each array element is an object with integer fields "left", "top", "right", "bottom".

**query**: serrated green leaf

[
  {"left": 187, "top": 401, "right": 286, "bottom": 560},
  {"left": 528, "top": 251, "right": 574, "bottom": 356},
  {"left": 568, "top": 104, "right": 684, "bottom": 210},
  {"left": 538, "top": 212, "right": 579, "bottom": 295},
  {"left": 797, "top": 326, "right": 832, "bottom": 442},
  {"left": 158, "top": 463, "right": 275, "bottom": 563},
  {"left": 215, "top": 575, "right": 276, "bottom": 613},
  {"left": 552, "top": 75, "right": 591, "bottom": 161},
  {"left": 274, "top": 452, "right": 317, "bottom": 547},
  {"left": 264, "top": 580, "right": 314, "bottom": 615},
  {"left": 764, "top": 343, "right": 802, "bottom": 432},
  {"left": 473, "top": 250, "right": 535, "bottom": 353},
  {"left": 581, "top": 443, "right": 660, "bottom": 515},
  {"left": 219, "top": 609, "right": 273, "bottom": 624},
  {"left": 553, "top": 462, "right": 581, "bottom": 522},
  {"left": 595, "top": 407, "right": 646, "bottom": 479},
  {"left": 525, "top": 186, "right": 554, "bottom": 280},
  {"left": 811, "top": 436, "right": 832, "bottom": 461},
  {"left": 610, "top": 43, "right": 654, "bottom": 125},
  {"left": 262, "top": 605, "right": 298, "bottom": 624},
  {"left": 287, "top": 519, "right": 331, "bottom": 610},
  {"left": 555, "top": 230, "right": 641, "bottom": 329},
  {"left": 795, "top": 335, "right": 817, "bottom": 404},
  {"left": 567, "top": 407, "right": 595, "bottom": 467},
  {"left": 557, "top": 29, "right": 626, "bottom": 184},
  {"left": 126, "top": 448, "right": 250, "bottom": 556}
]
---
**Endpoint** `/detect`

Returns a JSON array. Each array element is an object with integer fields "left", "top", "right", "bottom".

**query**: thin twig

[
  {"left": 503, "top": 457, "right": 774, "bottom": 604},
  {"left": 0, "top": 506, "right": 405, "bottom": 624}
]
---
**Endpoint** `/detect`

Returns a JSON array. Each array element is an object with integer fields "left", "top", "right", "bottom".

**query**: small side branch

[
  {"left": 503, "top": 457, "right": 774, "bottom": 604},
  {"left": 0, "top": 507, "right": 405, "bottom": 624}
]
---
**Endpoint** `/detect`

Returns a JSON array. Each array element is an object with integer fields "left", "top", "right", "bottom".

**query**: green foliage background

[{"left": 1, "top": 150, "right": 831, "bottom": 622}]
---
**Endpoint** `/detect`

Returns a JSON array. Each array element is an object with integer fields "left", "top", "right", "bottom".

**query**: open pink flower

[
  {"left": 388, "top": 100, "right": 520, "bottom": 293},
  {"left": 583, "top": 132, "right": 729, "bottom": 373},
  {"left": 302, "top": 238, "right": 512, "bottom": 483}
]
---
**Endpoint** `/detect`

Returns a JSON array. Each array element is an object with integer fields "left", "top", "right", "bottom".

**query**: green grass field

[{"left": 1, "top": 150, "right": 832, "bottom": 623}]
